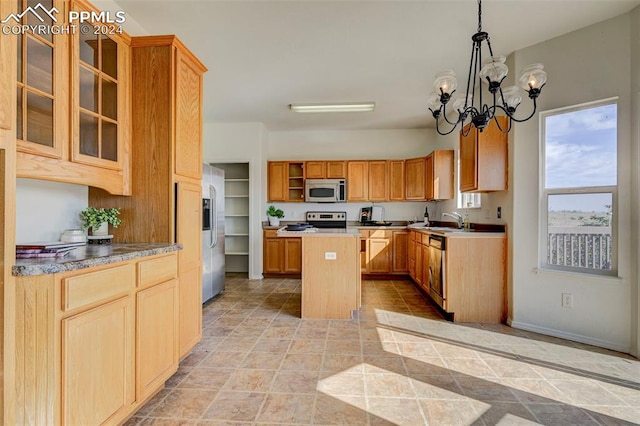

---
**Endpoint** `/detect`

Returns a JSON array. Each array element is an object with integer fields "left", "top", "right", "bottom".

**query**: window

[
  {"left": 541, "top": 99, "right": 617, "bottom": 275},
  {"left": 457, "top": 151, "right": 481, "bottom": 209}
]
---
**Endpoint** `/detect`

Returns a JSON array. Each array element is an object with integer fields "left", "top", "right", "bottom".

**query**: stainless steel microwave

[{"left": 305, "top": 179, "right": 347, "bottom": 203}]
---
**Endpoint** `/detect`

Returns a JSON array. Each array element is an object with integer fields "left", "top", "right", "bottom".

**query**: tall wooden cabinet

[
  {"left": 460, "top": 116, "right": 508, "bottom": 192},
  {"left": 89, "top": 35, "right": 207, "bottom": 358}
]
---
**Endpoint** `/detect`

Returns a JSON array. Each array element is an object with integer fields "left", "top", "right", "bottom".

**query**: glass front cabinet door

[
  {"left": 71, "top": 0, "right": 129, "bottom": 170},
  {"left": 16, "top": 0, "right": 67, "bottom": 158}
]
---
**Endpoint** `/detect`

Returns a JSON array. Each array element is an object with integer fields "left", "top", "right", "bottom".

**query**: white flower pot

[
  {"left": 269, "top": 216, "right": 280, "bottom": 227},
  {"left": 92, "top": 222, "right": 109, "bottom": 236}
]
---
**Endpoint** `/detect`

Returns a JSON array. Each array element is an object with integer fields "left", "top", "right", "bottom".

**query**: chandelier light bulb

[
  {"left": 433, "top": 70, "right": 458, "bottom": 98},
  {"left": 452, "top": 94, "right": 472, "bottom": 112},
  {"left": 518, "top": 63, "right": 547, "bottom": 91},
  {"left": 501, "top": 86, "right": 522, "bottom": 112},
  {"left": 479, "top": 56, "right": 509, "bottom": 86}
]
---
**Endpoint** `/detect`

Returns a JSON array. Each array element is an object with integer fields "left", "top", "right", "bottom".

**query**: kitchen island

[{"left": 277, "top": 228, "right": 361, "bottom": 319}]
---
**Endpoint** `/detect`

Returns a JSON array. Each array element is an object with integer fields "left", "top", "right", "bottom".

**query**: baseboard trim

[{"left": 508, "top": 319, "right": 630, "bottom": 354}]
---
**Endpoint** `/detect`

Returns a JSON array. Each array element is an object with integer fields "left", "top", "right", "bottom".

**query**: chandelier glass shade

[{"left": 429, "top": 0, "right": 547, "bottom": 136}]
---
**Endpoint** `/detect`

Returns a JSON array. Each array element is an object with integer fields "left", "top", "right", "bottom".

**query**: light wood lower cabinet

[
  {"left": 14, "top": 252, "right": 179, "bottom": 425},
  {"left": 360, "top": 228, "right": 407, "bottom": 275},
  {"left": 407, "top": 230, "right": 507, "bottom": 323},
  {"left": 62, "top": 296, "right": 135, "bottom": 425},
  {"left": 137, "top": 279, "right": 179, "bottom": 401},
  {"left": 263, "top": 230, "right": 302, "bottom": 275}
]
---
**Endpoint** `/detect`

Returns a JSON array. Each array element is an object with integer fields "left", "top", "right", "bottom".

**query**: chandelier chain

[{"left": 477, "top": 0, "right": 482, "bottom": 33}]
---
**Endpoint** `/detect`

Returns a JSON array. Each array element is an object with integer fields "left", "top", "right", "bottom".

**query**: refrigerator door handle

[{"left": 210, "top": 184, "right": 218, "bottom": 248}]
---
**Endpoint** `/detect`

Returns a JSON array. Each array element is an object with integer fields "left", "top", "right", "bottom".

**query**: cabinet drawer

[
  {"left": 63, "top": 264, "right": 135, "bottom": 312},
  {"left": 369, "top": 230, "right": 391, "bottom": 239},
  {"left": 264, "top": 230, "right": 278, "bottom": 238},
  {"left": 138, "top": 254, "right": 178, "bottom": 288}
]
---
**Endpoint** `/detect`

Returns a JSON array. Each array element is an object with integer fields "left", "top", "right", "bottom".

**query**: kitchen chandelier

[{"left": 428, "top": 0, "right": 547, "bottom": 136}]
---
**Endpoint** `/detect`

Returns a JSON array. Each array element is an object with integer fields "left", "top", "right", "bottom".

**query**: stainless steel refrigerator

[{"left": 202, "top": 164, "right": 225, "bottom": 302}]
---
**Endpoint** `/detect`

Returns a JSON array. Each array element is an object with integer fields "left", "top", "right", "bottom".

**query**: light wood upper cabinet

[
  {"left": 71, "top": 0, "right": 130, "bottom": 171},
  {"left": 16, "top": 0, "right": 67, "bottom": 158},
  {"left": 426, "top": 150, "right": 454, "bottom": 201},
  {"left": 305, "top": 161, "right": 326, "bottom": 179},
  {"left": 460, "top": 116, "right": 508, "bottom": 192},
  {"left": 174, "top": 48, "right": 203, "bottom": 179},
  {"left": 62, "top": 295, "right": 135, "bottom": 425},
  {"left": 405, "top": 157, "right": 426, "bottom": 200},
  {"left": 268, "top": 161, "right": 287, "bottom": 201},
  {"left": 389, "top": 160, "right": 405, "bottom": 201},
  {"left": 368, "top": 160, "right": 388, "bottom": 201},
  {"left": 327, "top": 161, "right": 347, "bottom": 178},
  {"left": 0, "top": 0, "right": 13, "bottom": 130},
  {"left": 347, "top": 161, "right": 368, "bottom": 201},
  {"left": 267, "top": 161, "right": 305, "bottom": 202}
]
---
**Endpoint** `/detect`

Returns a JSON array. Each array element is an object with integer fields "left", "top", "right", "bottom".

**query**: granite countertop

[{"left": 13, "top": 243, "right": 183, "bottom": 277}]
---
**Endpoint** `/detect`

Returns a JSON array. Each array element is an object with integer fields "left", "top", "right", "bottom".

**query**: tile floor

[{"left": 125, "top": 276, "right": 640, "bottom": 425}]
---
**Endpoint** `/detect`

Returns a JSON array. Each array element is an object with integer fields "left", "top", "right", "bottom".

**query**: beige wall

[{"left": 509, "top": 12, "right": 635, "bottom": 353}]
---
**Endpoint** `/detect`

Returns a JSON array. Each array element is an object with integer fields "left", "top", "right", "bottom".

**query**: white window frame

[
  {"left": 456, "top": 150, "right": 481, "bottom": 209},
  {"left": 539, "top": 98, "right": 618, "bottom": 276}
]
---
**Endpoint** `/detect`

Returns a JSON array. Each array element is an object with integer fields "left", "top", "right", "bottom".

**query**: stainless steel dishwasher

[{"left": 428, "top": 234, "right": 446, "bottom": 309}]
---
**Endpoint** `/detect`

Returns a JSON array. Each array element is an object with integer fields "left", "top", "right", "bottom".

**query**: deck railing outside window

[{"left": 547, "top": 226, "right": 612, "bottom": 270}]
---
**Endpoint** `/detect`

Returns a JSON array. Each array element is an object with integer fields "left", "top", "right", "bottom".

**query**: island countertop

[
  {"left": 276, "top": 228, "right": 361, "bottom": 238},
  {"left": 13, "top": 243, "right": 183, "bottom": 277}
]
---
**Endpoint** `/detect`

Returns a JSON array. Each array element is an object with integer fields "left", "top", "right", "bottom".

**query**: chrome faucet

[{"left": 442, "top": 212, "right": 464, "bottom": 229}]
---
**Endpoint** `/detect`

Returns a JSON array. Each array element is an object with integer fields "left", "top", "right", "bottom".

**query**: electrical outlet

[
  {"left": 497, "top": 206, "right": 502, "bottom": 219},
  {"left": 325, "top": 252, "right": 337, "bottom": 260},
  {"left": 562, "top": 293, "right": 573, "bottom": 308}
]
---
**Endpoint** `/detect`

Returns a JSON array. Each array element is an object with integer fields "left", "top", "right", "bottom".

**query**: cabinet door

[
  {"left": 405, "top": 157, "right": 426, "bottom": 200},
  {"left": 432, "top": 150, "right": 454, "bottom": 200},
  {"left": 389, "top": 160, "right": 405, "bottom": 201},
  {"left": 368, "top": 230, "right": 391, "bottom": 273},
  {"left": 368, "top": 160, "right": 388, "bottom": 201},
  {"left": 62, "top": 296, "right": 134, "bottom": 425},
  {"left": 422, "top": 242, "right": 430, "bottom": 291},
  {"left": 459, "top": 124, "right": 478, "bottom": 192},
  {"left": 425, "top": 153, "right": 435, "bottom": 200},
  {"left": 360, "top": 231, "right": 369, "bottom": 273},
  {"left": 305, "top": 161, "right": 326, "bottom": 179},
  {"left": 347, "top": 161, "right": 368, "bottom": 201},
  {"left": 268, "top": 161, "right": 287, "bottom": 202},
  {"left": 284, "top": 238, "right": 302, "bottom": 273},
  {"left": 415, "top": 242, "right": 423, "bottom": 286},
  {"left": 71, "top": 3, "right": 129, "bottom": 170},
  {"left": 408, "top": 231, "right": 417, "bottom": 280},
  {"left": 476, "top": 116, "right": 508, "bottom": 191},
  {"left": 176, "top": 182, "right": 202, "bottom": 357},
  {"left": 392, "top": 230, "right": 409, "bottom": 273},
  {"left": 16, "top": 0, "right": 67, "bottom": 158},
  {"left": 326, "top": 161, "right": 346, "bottom": 178},
  {"left": 137, "top": 279, "right": 178, "bottom": 401},
  {"left": 264, "top": 238, "right": 284, "bottom": 273},
  {"left": 175, "top": 48, "right": 203, "bottom": 179}
]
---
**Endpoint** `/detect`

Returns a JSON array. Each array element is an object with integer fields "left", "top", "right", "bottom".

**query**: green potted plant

[
  {"left": 80, "top": 207, "right": 122, "bottom": 236},
  {"left": 266, "top": 205, "right": 284, "bottom": 226}
]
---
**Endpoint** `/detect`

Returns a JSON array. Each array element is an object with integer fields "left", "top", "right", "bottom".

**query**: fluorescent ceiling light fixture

[{"left": 289, "top": 102, "right": 375, "bottom": 113}]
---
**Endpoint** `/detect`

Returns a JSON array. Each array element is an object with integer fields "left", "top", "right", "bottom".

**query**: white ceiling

[{"left": 111, "top": 0, "right": 640, "bottom": 131}]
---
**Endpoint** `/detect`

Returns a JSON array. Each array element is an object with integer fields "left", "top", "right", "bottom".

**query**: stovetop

[{"left": 306, "top": 211, "right": 347, "bottom": 229}]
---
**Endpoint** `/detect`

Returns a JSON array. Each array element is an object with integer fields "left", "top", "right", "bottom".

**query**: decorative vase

[
  {"left": 269, "top": 216, "right": 280, "bottom": 227},
  {"left": 92, "top": 222, "right": 109, "bottom": 236}
]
